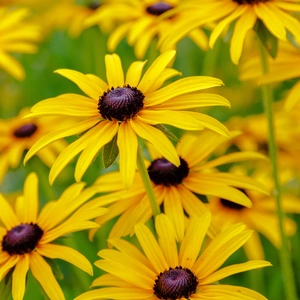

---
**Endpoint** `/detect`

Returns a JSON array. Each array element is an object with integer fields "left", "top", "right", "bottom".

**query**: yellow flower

[
  {"left": 0, "top": 108, "right": 68, "bottom": 183},
  {"left": 89, "top": 130, "right": 268, "bottom": 242},
  {"left": 85, "top": 0, "right": 209, "bottom": 58},
  {"left": 0, "top": 172, "right": 108, "bottom": 300},
  {"left": 25, "top": 50, "right": 230, "bottom": 187},
  {"left": 240, "top": 39, "right": 300, "bottom": 109},
  {"left": 75, "top": 213, "right": 271, "bottom": 300},
  {"left": 158, "top": 0, "right": 300, "bottom": 64},
  {"left": 0, "top": 6, "right": 41, "bottom": 80},
  {"left": 207, "top": 167, "right": 300, "bottom": 260}
]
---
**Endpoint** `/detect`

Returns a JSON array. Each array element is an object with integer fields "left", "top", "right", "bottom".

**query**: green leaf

[
  {"left": 254, "top": 19, "right": 278, "bottom": 59},
  {"left": 102, "top": 133, "right": 119, "bottom": 168},
  {"left": 154, "top": 124, "right": 179, "bottom": 143},
  {"left": 44, "top": 257, "right": 64, "bottom": 281},
  {"left": 0, "top": 269, "right": 13, "bottom": 300}
]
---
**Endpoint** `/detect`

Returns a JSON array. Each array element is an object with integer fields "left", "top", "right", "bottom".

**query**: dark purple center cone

[
  {"left": 98, "top": 85, "right": 145, "bottom": 121},
  {"left": 154, "top": 266, "right": 198, "bottom": 299},
  {"left": 233, "top": 0, "right": 267, "bottom": 4},
  {"left": 13, "top": 124, "right": 37, "bottom": 138},
  {"left": 148, "top": 157, "right": 189, "bottom": 186},
  {"left": 146, "top": 2, "right": 174, "bottom": 16},
  {"left": 2, "top": 223, "right": 43, "bottom": 255}
]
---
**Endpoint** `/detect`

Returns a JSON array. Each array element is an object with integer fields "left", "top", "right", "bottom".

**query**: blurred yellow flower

[
  {"left": 0, "top": 172, "right": 108, "bottom": 300},
  {"left": 75, "top": 213, "right": 271, "bottom": 300}
]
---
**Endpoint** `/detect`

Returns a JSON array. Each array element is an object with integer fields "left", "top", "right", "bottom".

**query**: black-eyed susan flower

[
  {"left": 0, "top": 108, "right": 68, "bottom": 183},
  {"left": 0, "top": 6, "right": 40, "bottom": 80},
  {"left": 85, "top": 0, "right": 209, "bottom": 58},
  {"left": 158, "top": 0, "right": 300, "bottom": 64},
  {"left": 25, "top": 50, "right": 230, "bottom": 187},
  {"left": 75, "top": 213, "right": 271, "bottom": 300},
  {"left": 240, "top": 39, "right": 300, "bottom": 109},
  {"left": 89, "top": 129, "right": 268, "bottom": 242},
  {"left": 207, "top": 167, "right": 300, "bottom": 260},
  {"left": 0, "top": 172, "right": 108, "bottom": 300}
]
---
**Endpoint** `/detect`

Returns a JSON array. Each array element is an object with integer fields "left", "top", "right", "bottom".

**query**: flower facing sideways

[
  {"left": 0, "top": 172, "right": 108, "bottom": 300},
  {"left": 25, "top": 50, "right": 230, "bottom": 187},
  {"left": 75, "top": 213, "right": 271, "bottom": 300}
]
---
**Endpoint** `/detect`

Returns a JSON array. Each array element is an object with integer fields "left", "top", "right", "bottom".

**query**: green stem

[
  {"left": 136, "top": 146, "right": 161, "bottom": 217},
  {"left": 259, "top": 41, "right": 297, "bottom": 300}
]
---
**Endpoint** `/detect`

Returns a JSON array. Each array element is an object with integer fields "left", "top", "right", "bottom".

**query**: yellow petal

[
  {"left": 125, "top": 60, "right": 147, "bottom": 87},
  {"left": 0, "top": 194, "right": 19, "bottom": 229},
  {"left": 105, "top": 53, "right": 124, "bottom": 87},
  {"left": 0, "top": 255, "right": 19, "bottom": 281},
  {"left": 12, "top": 254, "right": 29, "bottom": 300}
]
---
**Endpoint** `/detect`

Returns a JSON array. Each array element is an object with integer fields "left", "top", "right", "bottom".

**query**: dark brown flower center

[
  {"left": 13, "top": 124, "right": 37, "bottom": 138},
  {"left": 220, "top": 198, "right": 246, "bottom": 210},
  {"left": 2, "top": 223, "right": 43, "bottom": 255},
  {"left": 146, "top": 2, "right": 174, "bottom": 16},
  {"left": 233, "top": 0, "right": 267, "bottom": 4},
  {"left": 98, "top": 85, "right": 145, "bottom": 121},
  {"left": 154, "top": 266, "right": 198, "bottom": 300},
  {"left": 148, "top": 157, "right": 189, "bottom": 187}
]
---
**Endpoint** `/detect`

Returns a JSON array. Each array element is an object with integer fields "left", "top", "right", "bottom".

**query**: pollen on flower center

[
  {"left": 13, "top": 123, "right": 38, "bottom": 138},
  {"left": 148, "top": 157, "right": 189, "bottom": 186},
  {"left": 220, "top": 198, "right": 246, "bottom": 210},
  {"left": 233, "top": 0, "right": 267, "bottom": 4},
  {"left": 98, "top": 85, "right": 145, "bottom": 121},
  {"left": 153, "top": 266, "right": 198, "bottom": 300},
  {"left": 2, "top": 223, "right": 43, "bottom": 255},
  {"left": 146, "top": 2, "right": 174, "bottom": 16}
]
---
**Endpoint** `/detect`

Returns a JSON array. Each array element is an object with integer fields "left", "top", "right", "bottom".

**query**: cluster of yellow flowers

[{"left": 0, "top": 1, "right": 300, "bottom": 300}]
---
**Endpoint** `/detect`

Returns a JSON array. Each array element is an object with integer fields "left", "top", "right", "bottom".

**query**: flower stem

[
  {"left": 136, "top": 146, "right": 161, "bottom": 217},
  {"left": 259, "top": 40, "right": 297, "bottom": 300}
]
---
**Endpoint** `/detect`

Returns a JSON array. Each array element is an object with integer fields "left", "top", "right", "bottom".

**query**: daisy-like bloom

[
  {"left": 89, "top": 129, "right": 268, "bottom": 242},
  {"left": 24, "top": 50, "right": 230, "bottom": 187},
  {"left": 85, "top": 0, "right": 209, "bottom": 58},
  {"left": 0, "top": 6, "right": 41, "bottom": 80},
  {"left": 75, "top": 213, "right": 271, "bottom": 300},
  {"left": 240, "top": 39, "right": 300, "bottom": 109},
  {"left": 0, "top": 108, "right": 68, "bottom": 183},
  {"left": 0, "top": 172, "right": 108, "bottom": 300},
  {"left": 207, "top": 167, "right": 300, "bottom": 260},
  {"left": 158, "top": 0, "right": 300, "bottom": 64}
]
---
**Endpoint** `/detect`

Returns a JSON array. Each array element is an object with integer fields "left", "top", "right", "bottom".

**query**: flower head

[
  {"left": 158, "top": 0, "right": 300, "bottom": 64},
  {"left": 25, "top": 50, "right": 230, "bottom": 187},
  {"left": 75, "top": 213, "right": 271, "bottom": 300},
  {"left": 85, "top": 0, "right": 209, "bottom": 58},
  {"left": 89, "top": 129, "right": 268, "bottom": 242},
  {"left": 0, "top": 6, "right": 41, "bottom": 80},
  {"left": 0, "top": 172, "right": 108, "bottom": 300},
  {"left": 0, "top": 108, "right": 68, "bottom": 183}
]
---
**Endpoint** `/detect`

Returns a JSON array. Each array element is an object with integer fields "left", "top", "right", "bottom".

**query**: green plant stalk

[
  {"left": 259, "top": 41, "right": 297, "bottom": 300},
  {"left": 136, "top": 146, "right": 161, "bottom": 217}
]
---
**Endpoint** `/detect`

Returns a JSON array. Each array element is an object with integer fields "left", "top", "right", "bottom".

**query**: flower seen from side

[
  {"left": 89, "top": 129, "right": 269, "bottom": 242},
  {"left": 75, "top": 213, "right": 271, "bottom": 300},
  {"left": 0, "top": 172, "right": 108, "bottom": 300},
  {"left": 24, "top": 50, "right": 230, "bottom": 188}
]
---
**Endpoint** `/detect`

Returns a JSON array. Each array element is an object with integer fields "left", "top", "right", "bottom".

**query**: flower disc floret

[
  {"left": 2, "top": 223, "right": 43, "bottom": 255},
  {"left": 154, "top": 266, "right": 198, "bottom": 300},
  {"left": 13, "top": 123, "right": 38, "bottom": 138},
  {"left": 146, "top": 2, "right": 174, "bottom": 16},
  {"left": 148, "top": 157, "right": 189, "bottom": 186},
  {"left": 233, "top": 0, "right": 267, "bottom": 4},
  {"left": 98, "top": 85, "right": 145, "bottom": 121}
]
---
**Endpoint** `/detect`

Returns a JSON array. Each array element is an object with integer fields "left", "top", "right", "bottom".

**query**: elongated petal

[
  {"left": 131, "top": 118, "right": 179, "bottom": 166},
  {"left": 12, "top": 254, "right": 29, "bottom": 300},
  {"left": 117, "top": 122, "right": 138, "bottom": 188},
  {"left": 138, "top": 50, "right": 176, "bottom": 94},
  {"left": 200, "top": 260, "right": 272, "bottom": 285},
  {"left": 30, "top": 252, "right": 65, "bottom": 300},
  {"left": 126, "top": 61, "right": 147, "bottom": 87},
  {"left": 179, "top": 213, "right": 211, "bottom": 269},
  {"left": 146, "top": 77, "right": 224, "bottom": 107},
  {"left": 54, "top": 69, "right": 104, "bottom": 100},
  {"left": 37, "top": 244, "right": 93, "bottom": 275},
  {"left": 155, "top": 214, "right": 178, "bottom": 267},
  {"left": 105, "top": 54, "right": 124, "bottom": 87},
  {"left": 0, "top": 255, "right": 19, "bottom": 280},
  {"left": 0, "top": 194, "right": 19, "bottom": 229},
  {"left": 137, "top": 110, "right": 204, "bottom": 130},
  {"left": 135, "top": 223, "right": 169, "bottom": 274}
]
